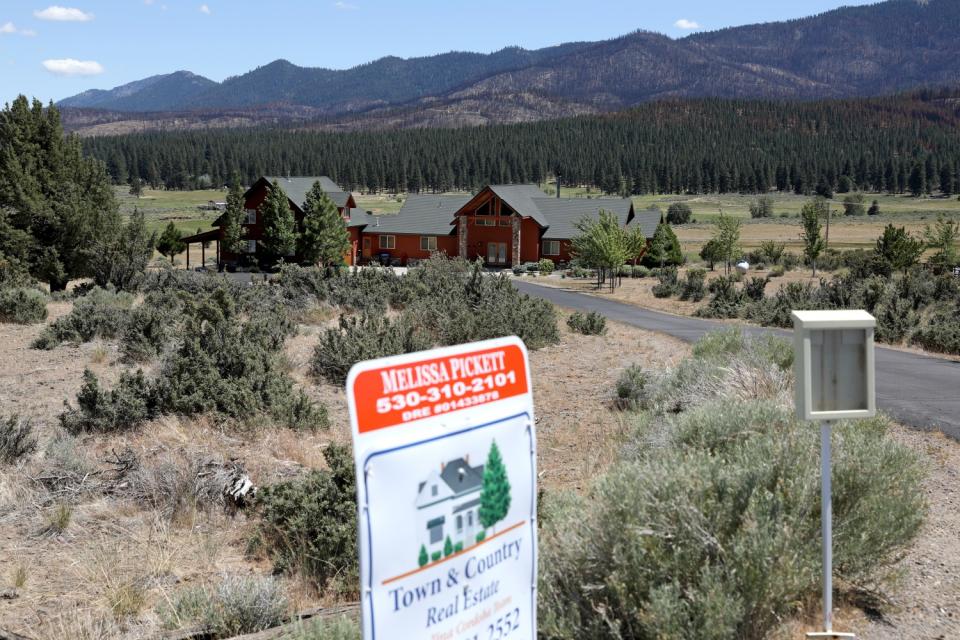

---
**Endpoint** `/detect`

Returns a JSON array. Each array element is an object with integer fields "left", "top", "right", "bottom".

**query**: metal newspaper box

[{"left": 347, "top": 336, "right": 537, "bottom": 640}]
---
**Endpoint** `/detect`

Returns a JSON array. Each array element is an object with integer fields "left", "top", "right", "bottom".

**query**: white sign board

[{"left": 347, "top": 336, "right": 537, "bottom": 640}]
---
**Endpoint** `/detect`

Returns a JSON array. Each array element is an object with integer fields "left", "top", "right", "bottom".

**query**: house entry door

[
  {"left": 487, "top": 242, "right": 507, "bottom": 264},
  {"left": 362, "top": 237, "right": 372, "bottom": 259}
]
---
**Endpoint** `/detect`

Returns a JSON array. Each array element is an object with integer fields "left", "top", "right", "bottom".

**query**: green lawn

[{"left": 117, "top": 186, "right": 227, "bottom": 236}]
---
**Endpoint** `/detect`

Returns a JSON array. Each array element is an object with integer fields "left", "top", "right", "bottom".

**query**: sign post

[
  {"left": 347, "top": 336, "right": 538, "bottom": 640},
  {"left": 792, "top": 310, "right": 876, "bottom": 639}
]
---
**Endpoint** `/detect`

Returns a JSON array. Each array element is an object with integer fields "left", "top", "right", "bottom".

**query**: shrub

[
  {"left": 512, "top": 265, "right": 524, "bottom": 275},
  {"left": 33, "top": 287, "right": 133, "bottom": 349},
  {"left": 666, "top": 202, "right": 692, "bottom": 225},
  {"left": 696, "top": 275, "right": 744, "bottom": 318},
  {"left": 405, "top": 260, "right": 559, "bottom": 350},
  {"left": 538, "top": 258, "right": 555, "bottom": 275},
  {"left": 253, "top": 444, "right": 358, "bottom": 593},
  {"left": 758, "top": 240, "right": 786, "bottom": 265},
  {"left": 566, "top": 311, "right": 607, "bottom": 336},
  {"left": 743, "top": 276, "right": 769, "bottom": 301},
  {"left": 0, "top": 415, "right": 37, "bottom": 464},
  {"left": 633, "top": 265, "right": 651, "bottom": 278},
  {"left": 745, "top": 281, "right": 823, "bottom": 327},
  {"left": 679, "top": 268, "right": 706, "bottom": 302},
  {"left": 769, "top": 264, "right": 785, "bottom": 277},
  {"left": 749, "top": 195, "right": 775, "bottom": 218},
  {"left": 614, "top": 365, "right": 651, "bottom": 410},
  {"left": 60, "top": 369, "right": 156, "bottom": 435},
  {"left": 651, "top": 266, "right": 680, "bottom": 298},
  {"left": 158, "top": 575, "right": 287, "bottom": 638},
  {"left": 312, "top": 314, "right": 432, "bottom": 385},
  {"left": 539, "top": 401, "right": 925, "bottom": 640},
  {"left": 911, "top": 304, "right": 960, "bottom": 354},
  {"left": 0, "top": 287, "right": 48, "bottom": 324}
]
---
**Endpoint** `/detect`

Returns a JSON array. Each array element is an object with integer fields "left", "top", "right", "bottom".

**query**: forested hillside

[{"left": 82, "top": 90, "right": 960, "bottom": 196}]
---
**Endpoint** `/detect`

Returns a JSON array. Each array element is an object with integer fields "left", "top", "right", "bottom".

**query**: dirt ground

[{"left": 1, "top": 299, "right": 958, "bottom": 638}]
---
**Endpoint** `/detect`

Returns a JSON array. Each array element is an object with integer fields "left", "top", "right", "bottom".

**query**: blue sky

[{"left": 1, "top": 0, "right": 880, "bottom": 105}]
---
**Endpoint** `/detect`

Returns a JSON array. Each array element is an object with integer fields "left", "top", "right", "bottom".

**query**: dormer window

[{"left": 244, "top": 209, "right": 257, "bottom": 224}]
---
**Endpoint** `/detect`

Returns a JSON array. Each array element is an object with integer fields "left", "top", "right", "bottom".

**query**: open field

[{"left": 116, "top": 187, "right": 227, "bottom": 237}]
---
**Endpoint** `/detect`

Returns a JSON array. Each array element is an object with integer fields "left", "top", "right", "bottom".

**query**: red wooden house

[
  {"left": 182, "top": 176, "right": 360, "bottom": 268},
  {"left": 185, "top": 177, "right": 663, "bottom": 269}
]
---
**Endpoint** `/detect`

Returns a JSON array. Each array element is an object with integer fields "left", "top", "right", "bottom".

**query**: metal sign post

[{"left": 791, "top": 310, "right": 876, "bottom": 639}]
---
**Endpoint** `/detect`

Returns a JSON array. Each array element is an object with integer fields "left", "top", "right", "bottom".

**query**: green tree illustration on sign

[
  {"left": 479, "top": 440, "right": 511, "bottom": 532},
  {"left": 418, "top": 544, "right": 428, "bottom": 567}
]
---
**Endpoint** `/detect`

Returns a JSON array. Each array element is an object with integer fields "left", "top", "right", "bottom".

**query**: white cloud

[
  {"left": 1, "top": 22, "right": 37, "bottom": 36},
  {"left": 144, "top": 0, "right": 154, "bottom": 4},
  {"left": 42, "top": 58, "right": 104, "bottom": 75},
  {"left": 334, "top": 1, "right": 359, "bottom": 10},
  {"left": 34, "top": 6, "right": 94, "bottom": 21},
  {"left": 199, "top": 4, "right": 211, "bottom": 14},
  {"left": 674, "top": 18, "right": 701, "bottom": 30}
]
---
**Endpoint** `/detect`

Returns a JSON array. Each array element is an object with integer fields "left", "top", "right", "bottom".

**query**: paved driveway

[{"left": 514, "top": 279, "right": 960, "bottom": 439}]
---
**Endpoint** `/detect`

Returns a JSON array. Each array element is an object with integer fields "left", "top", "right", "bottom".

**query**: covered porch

[{"left": 180, "top": 228, "right": 223, "bottom": 270}]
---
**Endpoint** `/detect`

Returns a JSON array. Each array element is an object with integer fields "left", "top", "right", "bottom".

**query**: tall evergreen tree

[
  {"left": 221, "top": 175, "right": 246, "bottom": 257},
  {"left": 876, "top": 224, "right": 924, "bottom": 273},
  {"left": 90, "top": 207, "right": 155, "bottom": 290},
  {"left": 298, "top": 180, "right": 350, "bottom": 267},
  {"left": 0, "top": 96, "right": 120, "bottom": 289},
  {"left": 478, "top": 440, "right": 511, "bottom": 533},
  {"left": 259, "top": 181, "right": 297, "bottom": 266},
  {"left": 924, "top": 214, "right": 960, "bottom": 271},
  {"left": 908, "top": 163, "right": 926, "bottom": 197}
]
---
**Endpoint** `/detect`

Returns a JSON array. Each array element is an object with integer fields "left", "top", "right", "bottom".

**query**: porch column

[
  {"left": 186, "top": 243, "right": 190, "bottom": 269},
  {"left": 458, "top": 216, "right": 468, "bottom": 258},
  {"left": 511, "top": 216, "right": 521, "bottom": 269},
  {"left": 201, "top": 242, "right": 206, "bottom": 268}
]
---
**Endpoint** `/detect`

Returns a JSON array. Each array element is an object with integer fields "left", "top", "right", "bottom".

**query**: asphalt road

[{"left": 514, "top": 279, "right": 960, "bottom": 440}]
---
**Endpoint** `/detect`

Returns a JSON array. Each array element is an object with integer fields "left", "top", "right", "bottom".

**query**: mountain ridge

[{"left": 57, "top": 0, "right": 960, "bottom": 134}]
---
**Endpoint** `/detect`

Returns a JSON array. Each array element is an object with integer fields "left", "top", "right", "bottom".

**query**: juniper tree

[
  {"left": 259, "top": 181, "right": 297, "bottom": 266},
  {"left": 648, "top": 223, "right": 683, "bottom": 270},
  {"left": 155, "top": 222, "right": 185, "bottom": 264},
  {"left": 478, "top": 440, "right": 511, "bottom": 533},
  {"left": 876, "top": 224, "right": 923, "bottom": 273},
  {"left": 299, "top": 180, "right": 350, "bottom": 267}
]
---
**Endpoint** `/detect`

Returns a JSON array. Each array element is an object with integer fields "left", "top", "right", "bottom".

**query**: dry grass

[
  {"left": 44, "top": 502, "right": 72, "bottom": 536},
  {"left": 10, "top": 564, "right": 27, "bottom": 589}
]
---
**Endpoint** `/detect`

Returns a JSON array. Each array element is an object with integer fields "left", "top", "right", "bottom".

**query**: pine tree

[
  {"left": 443, "top": 535, "right": 454, "bottom": 558},
  {"left": 908, "top": 163, "right": 926, "bottom": 197},
  {"left": 259, "top": 180, "right": 297, "bottom": 266},
  {"left": 800, "top": 198, "right": 827, "bottom": 277},
  {"left": 299, "top": 180, "right": 351, "bottom": 267},
  {"left": 221, "top": 175, "right": 246, "bottom": 257},
  {"left": 129, "top": 178, "right": 143, "bottom": 199},
  {"left": 924, "top": 214, "right": 960, "bottom": 271},
  {"left": 868, "top": 200, "right": 881, "bottom": 216},
  {"left": 478, "top": 440, "right": 511, "bottom": 532},
  {"left": 877, "top": 224, "right": 924, "bottom": 273},
  {"left": 156, "top": 222, "right": 185, "bottom": 264},
  {"left": 418, "top": 544, "right": 429, "bottom": 567}
]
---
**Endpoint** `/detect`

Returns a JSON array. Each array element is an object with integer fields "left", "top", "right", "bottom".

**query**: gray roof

[
  {"left": 489, "top": 184, "right": 551, "bottom": 227},
  {"left": 264, "top": 176, "right": 351, "bottom": 209},
  {"left": 365, "top": 194, "right": 469, "bottom": 235},
  {"left": 632, "top": 208, "right": 665, "bottom": 238},
  {"left": 531, "top": 197, "right": 635, "bottom": 240},
  {"left": 439, "top": 457, "right": 484, "bottom": 495}
]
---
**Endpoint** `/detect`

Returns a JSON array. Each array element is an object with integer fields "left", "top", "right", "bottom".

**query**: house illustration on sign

[{"left": 416, "top": 455, "right": 485, "bottom": 559}]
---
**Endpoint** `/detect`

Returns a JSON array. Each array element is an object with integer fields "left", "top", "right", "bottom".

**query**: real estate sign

[{"left": 347, "top": 336, "right": 537, "bottom": 640}]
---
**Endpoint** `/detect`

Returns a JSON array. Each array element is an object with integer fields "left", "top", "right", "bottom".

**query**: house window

[
  {"left": 499, "top": 218, "right": 512, "bottom": 227},
  {"left": 475, "top": 218, "right": 494, "bottom": 227},
  {"left": 379, "top": 235, "right": 396, "bottom": 250},
  {"left": 456, "top": 515, "right": 463, "bottom": 532},
  {"left": 467, "top": 511, "right": 473, "bottom": 526},
  {"left": 543, "top": 240, "right": 561, "bottom": 256},
  {"left": 420, "top": 236, "right": 437, "bottom": 252},
  {"left": 431, "top": 484, "right": 438, "bottom": 497},
  {"left": 244, "top": 240, "right": 257, "bottom": 254},
  {"left": 427, "top": 517, "right": 445, "bottom": 544},
  {"left": 244, "top": 209, "right": 257, "bottom": 224}
]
